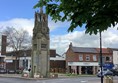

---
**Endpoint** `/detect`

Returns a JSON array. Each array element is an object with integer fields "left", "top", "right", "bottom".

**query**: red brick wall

[
  {"left": 1, "top": 35, "right": 7, "bottom": 55},
  {"left": 66, "top": 48, "right": 99, "bottom": 62},
  {"left": 6, "top": 60, "right": 19, "bottom": 70},
  {"left": 50, "top": 49, "right": 56, "bottom": 57},
  {"left": 50, "top": 60, "right": 66, "bottom": 73},
  {"left": 66, "top": 48, "right": 112, "bottom": 63},
  {"left": 66, "top": 47, "right": 113, "bottom": 68},
  {"left": 77, "top": 53, "right": 99, "bottom": 62},
  {"left": 66, "top": 47, "right": 113, "bottom": 74}
]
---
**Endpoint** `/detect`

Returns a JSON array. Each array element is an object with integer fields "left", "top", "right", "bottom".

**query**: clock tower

[{"left": 31, "top": 7, "right": 50, "bottom": 78}]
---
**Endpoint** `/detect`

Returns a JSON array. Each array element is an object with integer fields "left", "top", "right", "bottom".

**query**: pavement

[
  {"left": 0, "top": 74, "right": 118, "bottom": 83},
  {"left": 0, "top": 73, "right": 69, "bottom": 80},
  {"left": 0, "top": 74, "right": 49, "bottom": 80}
]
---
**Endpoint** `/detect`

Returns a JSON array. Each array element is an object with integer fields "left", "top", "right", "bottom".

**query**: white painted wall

[
  {"left": 50, "top": 56, "right": 65, "bottom": 61},
  {"left": 68, "top": 62, "right": 99, "bottom": 66},
  {"left": 113, "top": 51, "right": 118, "bottom": 64},
  {"left": 113, "top": 51, "right": 118, "bottom": 68}
]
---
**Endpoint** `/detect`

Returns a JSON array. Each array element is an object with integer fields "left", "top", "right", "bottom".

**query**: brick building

[
  {"left": 66, "top": 43, "right": 113, "bottom": 75},
  {"left": 5, "top": 49, "right": 66, "bottom": 73},
  {"left": 0, "top": 35, "right": 7, "bottom": 69},
  {"left": 0, "top": 35, "right": 66, "bottom": 73},
  {"left": 50, "top": 50, "right": 66, "bottom": 73},
  {"left": 0, "top": 52, "right": 6, "bottom": 69}
]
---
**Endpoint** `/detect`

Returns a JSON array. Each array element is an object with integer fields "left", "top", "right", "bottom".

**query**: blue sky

[
  {"left": 0, "top": 0, "right": 118, "bottom": 55},
  {"left": 0, "top": 0, "right": 85, "bottom": 35},
  {"left": 0, "top": 0, "right": 37, "bottom": 21}
]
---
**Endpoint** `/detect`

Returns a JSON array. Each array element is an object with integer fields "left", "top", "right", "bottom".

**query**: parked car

[
  {"left": 7, "top": 70, "right": 16, "bottom": 74},
  {"left": 97, "top": 69, "right": 113, "bottom": 77},
  {"left": 0, "top": 69, "right": 7, "bottom": 74},
  {"left": 110, "top": 69, "right": 118, "bottom": 76}
]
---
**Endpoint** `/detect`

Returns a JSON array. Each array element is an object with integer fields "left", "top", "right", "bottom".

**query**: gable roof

[
  {"left": 96, "top": 48, "right": 112, "bottom": 53},
  {"left": 71, "top": 47, "right": 98, "bottom": 53}
]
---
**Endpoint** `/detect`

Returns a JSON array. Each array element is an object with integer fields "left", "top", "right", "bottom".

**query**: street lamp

[{"left": 99, "top": 31, "right": 103, "bottom": 83}]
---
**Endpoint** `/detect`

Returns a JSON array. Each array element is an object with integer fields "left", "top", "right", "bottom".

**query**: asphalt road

[{"left": 0, "top": 76, "right": 118, "bottom": 83}]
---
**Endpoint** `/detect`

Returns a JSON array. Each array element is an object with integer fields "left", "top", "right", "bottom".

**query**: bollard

[{"left": 104, "top": 76, "right": 113, "bottom": 83}]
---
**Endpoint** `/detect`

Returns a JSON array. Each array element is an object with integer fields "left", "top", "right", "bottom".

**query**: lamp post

[{"left": 99, "top": 31, "right": 103, "bottom": 83}]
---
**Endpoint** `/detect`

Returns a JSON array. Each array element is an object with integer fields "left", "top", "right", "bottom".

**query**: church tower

[{"left": 31, "top": 7, "right": 50, "bottom": 78}]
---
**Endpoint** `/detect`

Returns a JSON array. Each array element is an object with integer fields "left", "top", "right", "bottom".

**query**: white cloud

[
  {"left": 0, "top": 18, "right": 34, "bottom": 36},
  {"left": 0, "top": 18, "right": 70, "bottom": 35},
  {"left": 50, "top": 28, "right": 118, "bottom": 55},
  {"left": 48, "top": 18, "right": 70, "bottom": 31},
  {"left": 0, "top": 18, "right": 118, "bottom": 55}
]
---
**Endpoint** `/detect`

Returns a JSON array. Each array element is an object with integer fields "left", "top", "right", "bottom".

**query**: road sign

[{"left": 103, "top": 63, "right": 114, "bottom": 69}]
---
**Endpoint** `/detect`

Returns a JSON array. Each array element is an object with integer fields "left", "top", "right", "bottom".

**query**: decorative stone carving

[{"left": 31, "top": 8, "right": 50, "bottom": 78}]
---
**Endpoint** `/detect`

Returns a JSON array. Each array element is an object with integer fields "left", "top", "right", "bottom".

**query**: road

[{"left": 0, "top": 76, "right": 118, "bottom": 83}]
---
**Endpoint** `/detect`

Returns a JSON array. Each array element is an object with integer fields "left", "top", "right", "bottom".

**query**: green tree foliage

[{"left": 34, "top": 0, "right": 118, "bottom": 35}]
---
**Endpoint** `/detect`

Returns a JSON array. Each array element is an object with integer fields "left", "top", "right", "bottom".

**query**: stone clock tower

[{"left": 31, "top": 8, "right": 50, "bottom": 78}]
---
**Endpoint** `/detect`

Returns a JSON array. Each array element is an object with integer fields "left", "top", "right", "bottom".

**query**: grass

[
  {"left": 66, "top": 73, "right": 95, "bottom": 77},
  {"left": 55, "top": 73, "right": 96, "bottom": 77}
]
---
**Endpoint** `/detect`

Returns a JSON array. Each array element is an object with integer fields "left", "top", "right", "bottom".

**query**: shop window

[
  {"left": 79, "top": 55, "right": 83, "bottom": 61},
  {"left": 93, "top": 55, "right": 97, "bottom": 61},
  {"left": 23, "top": 59, "right": 28, "bottom": 69},
  {"left": 86, "top": 55, "right": 90, "bottom": 61}
]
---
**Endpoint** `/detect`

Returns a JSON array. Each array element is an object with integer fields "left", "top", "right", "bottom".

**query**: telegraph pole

[{"left": 100, "top": 31, "right": 103, "bottom": 83}]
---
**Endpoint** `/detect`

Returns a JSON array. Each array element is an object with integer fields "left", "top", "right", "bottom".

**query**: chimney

[
  {"left": 1, "top": 35, "right": 7, "bottom": 55},
  {"left": 69, "top": 42, "right": 72, "bottom": 48}
]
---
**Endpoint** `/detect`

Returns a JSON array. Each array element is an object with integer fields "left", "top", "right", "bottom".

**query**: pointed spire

[{"left": 40, "top": 7, "right": 43, "bottom": 13}]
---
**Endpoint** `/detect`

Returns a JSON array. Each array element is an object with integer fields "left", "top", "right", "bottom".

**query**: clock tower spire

[
  {"left": 31, "top": 6, "right": 50, "bottom": 78},
  {"left": 40, "top": 7, "right": 43, "bottom": 13}
]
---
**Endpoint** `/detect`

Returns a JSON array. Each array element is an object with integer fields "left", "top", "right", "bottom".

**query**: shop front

[{"left": 68, "top": 62, "right": 99, "bottom": 75}]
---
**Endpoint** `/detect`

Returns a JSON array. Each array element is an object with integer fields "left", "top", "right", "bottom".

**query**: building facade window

[
  {"left": 23, "top": 59, "right": 28, "bottom": 69},
  {"left": 105, "top": 56, "right": 111, "bottom": 62},
  {"left": 93, "top": 55, "right": 97, "bottom": 61},
  {"left": 86, "top": 55, "right": 90, "bottom": 61},
  {"left": 79, "top": 54, "right": 83, "bottom": 61}
]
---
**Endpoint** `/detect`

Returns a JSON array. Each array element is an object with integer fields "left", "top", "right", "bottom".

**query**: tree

[
  {"left": 34, "top": 0, "right": 118, "bottom": 34},
  {"left": 2, "top": 27, "right": 32, "bottom": 70},
  {"left": 3, "top": 27, "right": 32, "bottom": 51}
]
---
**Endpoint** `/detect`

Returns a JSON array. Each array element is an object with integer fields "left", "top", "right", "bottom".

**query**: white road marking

[{"left": 80, "top": 80, "right": 87, "bottom": 83}]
